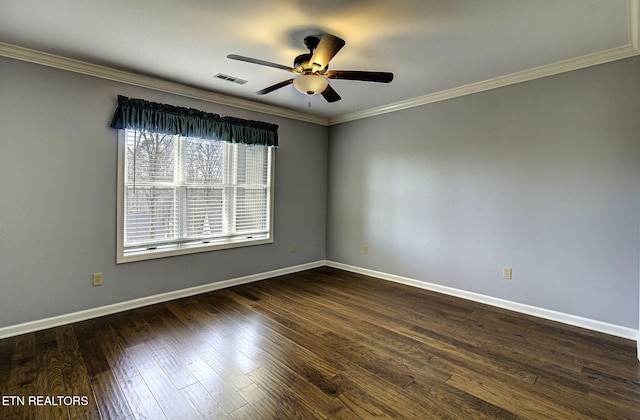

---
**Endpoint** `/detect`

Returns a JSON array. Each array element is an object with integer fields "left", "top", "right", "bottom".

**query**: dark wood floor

[{"left": 1, "top": 267, "right": 639, "bottom": 419}]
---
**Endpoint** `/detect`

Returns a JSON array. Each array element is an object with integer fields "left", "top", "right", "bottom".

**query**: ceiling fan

[{"left": 227, "top": 34, "right": 393, "bottom": 104}]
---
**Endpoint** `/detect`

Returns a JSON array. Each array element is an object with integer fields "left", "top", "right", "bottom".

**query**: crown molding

[
  {"left": 2, "top": 0, "right": 639, "bottom": 128},
  {"left": 329, "top": 0, "right": 640, "bottom": 125},
  {"left": 329, "top": 45, "right": 640, "bottom": 125},
  {"left": 0, "top": 42, "right": 330, "bottom": 126}
]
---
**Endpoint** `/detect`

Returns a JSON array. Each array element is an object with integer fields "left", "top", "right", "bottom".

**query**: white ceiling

[{"left": 1, "top": 0, "right": 638, "bottom": 124}]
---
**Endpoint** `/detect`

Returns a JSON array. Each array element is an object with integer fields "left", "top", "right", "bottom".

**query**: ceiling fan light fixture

[
  {"left": 293, "top": 74, "right": 328, "bottom": 95},
  {"left": 228, "top": 33, "right": 393, "bottom": 105}
]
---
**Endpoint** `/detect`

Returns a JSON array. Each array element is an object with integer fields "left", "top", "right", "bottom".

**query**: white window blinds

[{"left": 118, "top": 129, "right": 273, "bottom": 262}]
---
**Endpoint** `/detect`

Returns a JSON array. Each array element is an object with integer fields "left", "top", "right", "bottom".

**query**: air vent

[{"left": 214, "top": 73, "right": 248, "bottom": 85}]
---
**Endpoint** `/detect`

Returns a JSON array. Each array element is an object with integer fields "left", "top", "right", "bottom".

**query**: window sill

[{"left": 116, "top": 236, "right": 273, "bottom": 264}]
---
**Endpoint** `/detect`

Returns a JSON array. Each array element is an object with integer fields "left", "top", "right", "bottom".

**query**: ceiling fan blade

[
  {"left": 256, "top": 79, "right": 294, "bottom": 95},
  {"left": 326, "top": 70, "right": 394, "bottom": 83},
  {"left": 227, "top": 54, "right": 296, "bottom": 72},
  {"left": 309, "top": 34, "right": 345, "bottom": 72},
  {"left": 321, "top": 84, "right": 341, "bottom": 103}
]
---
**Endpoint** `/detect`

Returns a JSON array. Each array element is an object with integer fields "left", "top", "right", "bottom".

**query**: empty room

[{"left": 1, "top": 1, "right": 639, "bottom": 418}]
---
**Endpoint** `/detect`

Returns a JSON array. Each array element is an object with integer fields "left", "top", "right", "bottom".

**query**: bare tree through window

[{"left": 125, "top": 131, "right": 176, "bottom": 245}]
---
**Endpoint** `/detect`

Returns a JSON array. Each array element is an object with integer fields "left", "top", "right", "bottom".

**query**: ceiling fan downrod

[{"left": 303, "top": 36, "right": 320, "bottom": 54}]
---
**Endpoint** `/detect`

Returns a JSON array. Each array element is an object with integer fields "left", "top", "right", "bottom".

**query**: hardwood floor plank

[
  {"left": 403, "top": 380, "right": 516, "bottom": 420},
  {"left": 108, "top": 310, "right": 153, "bottom": 348},
  {"left": 336, "top": 358, "right": 451, "bottom": 419},
  {"left": 90, "top": 370, "right": 133, "bottom": 420},
  {"left": 55, "top": 326, "right": 101, "bottom": 420},
  {"left": 126, "top": 343, "right": 200, "bottom": 419},
  {"left": 248, "top": 356, "right": 353, "bottom": 419},
  {"left": 191, "top": 338, "right": 254, "bottom": 392},
  {"left": 257, "top": 329, "right": 342, "bottom": 386},
  {"left": 118, "top": 373, "right": 167, "bottom": 420},
  {"left": 11, "top": 334, "right": 35, "bottom": 365},
  {"left": 185, "top": 356, "right": 248, "bottom": 414},
  {"left": 446, "top": 371, "right": 578, "bottom": 419},
  {"left": 552, "top": 332, "right": 640, "bottom": 379},
  {"left": 31, "top": 337, "right": 68, "bottom": 420},
  {"left": 246, "top": 367, "right": 334, "bottom": 419},
  {"left": 74, "top": 320, "right": 111, "bottom": 379},
  {"left": 1, "top": 267, "right": 638, "bottom": 419},
  {"left": 583, "top": 390, "right": 640, "bottom": 419},
  {"left": 229, "top": 382, "right": 276, "bottom": 419},
  {"left": 180, "top": 381, "right": 230, "bottom": 420},
  {"left": 4, "top": 334, "right": 38, "bottom": 420},
  {"left": 582, "top": 365, "right": 640, "bottom": 407},
  {"left": 92, "top": 321, "right": 139, "bottom": 382},
  {"left": 336, "top": 389, "right": 397, "bottom": 419}
]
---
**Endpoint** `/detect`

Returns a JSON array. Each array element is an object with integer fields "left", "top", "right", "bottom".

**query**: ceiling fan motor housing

[
  {"left": 294, "top": 53, "right": 313, "bottom": 70},
  {"left": 295, "top": 36, "right": 324, "bottom": 72}
]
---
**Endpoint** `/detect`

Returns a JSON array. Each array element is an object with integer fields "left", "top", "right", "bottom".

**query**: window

[{"left": 117, "top": 129, "right": 274, "bottom": 263}]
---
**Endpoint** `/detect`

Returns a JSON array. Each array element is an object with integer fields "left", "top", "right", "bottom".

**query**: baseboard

[
  {"left": 3, "top": 259, "right": 637, "bottom": 344},
  {"left": 326, "top": 261, "right": 639, "bottom": 342},
  {"left": 0, "top": 260, "right": 326, "bottom": 340}
]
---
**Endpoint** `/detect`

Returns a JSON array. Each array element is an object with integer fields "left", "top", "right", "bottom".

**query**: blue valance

[{"left": 110, "top": 95, "right": 278, "bottom": 147}]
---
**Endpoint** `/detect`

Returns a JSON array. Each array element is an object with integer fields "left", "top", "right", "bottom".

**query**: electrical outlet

[
  {"left": 290, "top": 243, "right": 296, "bottom": 253},
  {"left": 503, "top": 267, "right": 512, "bottom": 280},
  {"left": 363, "top": 245, "right": 369, "bottom": 255},
  {"left": 92, "top": 273, "right": 103, "bottom": 286}
]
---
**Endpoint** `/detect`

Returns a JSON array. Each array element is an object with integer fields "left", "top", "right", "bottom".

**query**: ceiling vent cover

[{"left": 214, "top": 73, "right": 248, "bottom": 85}]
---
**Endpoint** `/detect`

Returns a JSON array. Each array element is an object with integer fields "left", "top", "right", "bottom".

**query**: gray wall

[
  {"left": 327, "top": 56, "right": 640, "bottom": 329},
  {"left": 0, "top": 57, "right": 328, "bottom": 328},
  {"left": 2, "top": 53, "right": 639, "bottom": 332}
]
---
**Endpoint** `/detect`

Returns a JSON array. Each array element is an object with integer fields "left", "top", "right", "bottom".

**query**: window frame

[{"left": 116, "top": 129, "right": 275, "bottom": 264}]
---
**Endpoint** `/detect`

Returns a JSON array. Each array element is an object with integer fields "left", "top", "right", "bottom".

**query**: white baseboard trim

[
  {"left": 326, "top": 261, "right": 640, "bottom": 342},
  {"left": 0, "top": 261, "right": 325, "bottom": 340},
  {"left": 2, "top": 259, "right": 637, "bottom": 345}
]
